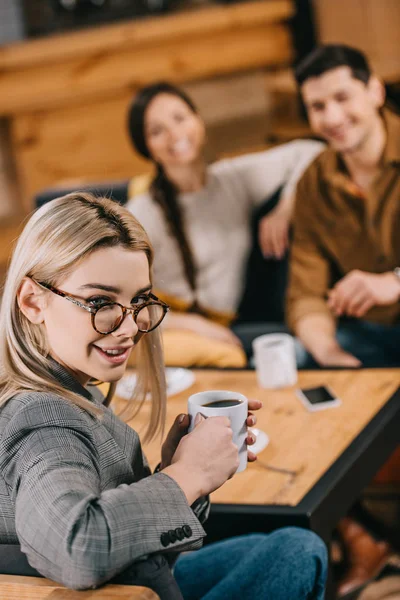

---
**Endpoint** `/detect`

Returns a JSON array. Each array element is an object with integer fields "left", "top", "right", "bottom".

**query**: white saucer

[
  {"left": 116, "top": 368, "right": 195, "bottom": 400},
  {"left": 248, "top": 428, "right": 269, "bottom": 455}
]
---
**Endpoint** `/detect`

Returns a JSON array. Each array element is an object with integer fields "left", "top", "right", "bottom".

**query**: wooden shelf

[{"left": 0, "top": 1, "right": 294, "bottom": 116}]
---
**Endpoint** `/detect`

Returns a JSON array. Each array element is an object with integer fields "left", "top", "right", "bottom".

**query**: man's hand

[
  {"left": 314, "top": 343, "right": 362, "bottom": 368},
  {"left": 258, "top": 208, "right": 290, "bottom": 260},
  {"left": 295, "top": 313, "right": 361, "bottom": 368},
  {"left": 328, "top": 270, "right": 400, "bottom": 318}
]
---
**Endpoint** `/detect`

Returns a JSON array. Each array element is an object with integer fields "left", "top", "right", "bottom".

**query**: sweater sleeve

[
  {"left": 0, "top": 396, "right": 205, "bottom": 590},
  {"left": 224, "top": 139, "right": 325, "bottom": 208}
]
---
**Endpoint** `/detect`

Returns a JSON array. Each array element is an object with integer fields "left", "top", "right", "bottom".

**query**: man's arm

[
  {"left": 286, "top": 172, "right": 360, "bottom": 367},
  {"left": 295, "top": 314, "right": 361, "bottom": 367}
]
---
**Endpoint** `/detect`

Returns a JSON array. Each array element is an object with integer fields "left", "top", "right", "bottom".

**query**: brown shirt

[{"left": 287, "top": 110, "right": 400, "bottom": 331}]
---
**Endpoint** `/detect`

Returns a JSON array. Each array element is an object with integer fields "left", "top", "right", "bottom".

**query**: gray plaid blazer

[{"left": 0, "top": 362, "right": 207, "bottom": 590}]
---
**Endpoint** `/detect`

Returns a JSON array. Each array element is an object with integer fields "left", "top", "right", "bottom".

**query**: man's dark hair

[{"left": 295, "top": 45, "right": 372, "bottom": 87}]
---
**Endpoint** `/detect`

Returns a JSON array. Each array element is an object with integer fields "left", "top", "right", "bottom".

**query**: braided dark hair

[{"left": 127, "top": 82, "right": 199, "bottom": 296}]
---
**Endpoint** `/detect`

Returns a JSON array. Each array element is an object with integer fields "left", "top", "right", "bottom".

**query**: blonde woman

[{"left": 0, "top": 193, "right": 327, "bottom": 599}]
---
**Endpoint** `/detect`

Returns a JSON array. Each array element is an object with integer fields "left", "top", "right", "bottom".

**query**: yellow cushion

[
  {"left": 127, "top": 173, "right": 153, "bottom": 199},
  {"left": 162, "top": 329, "right": 246, "bottom": 368}
]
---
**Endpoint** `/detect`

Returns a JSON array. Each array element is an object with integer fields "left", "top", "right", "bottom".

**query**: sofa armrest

[{"left": 34, "top": 180, "right": 130, "bottom": 209}]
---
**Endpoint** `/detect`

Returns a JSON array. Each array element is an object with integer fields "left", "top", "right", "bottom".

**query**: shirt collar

[
  {"left": 49, "top": 358, "right": 95, "bottom": 402},
  {"left": 322, "top": 108, "right": 400, "bottom": 188}
]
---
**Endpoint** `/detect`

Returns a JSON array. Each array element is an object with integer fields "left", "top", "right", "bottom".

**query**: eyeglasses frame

[{"left": 34, "top": 280, "right": 169, "bottom": 335}]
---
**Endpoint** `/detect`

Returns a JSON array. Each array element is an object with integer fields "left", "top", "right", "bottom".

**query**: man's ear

[
  {"left": 368, "top": 75, "right": 386, "bottom": 109},
  {"left": 17, "top": 278, "right": 47, "bottom": 324}
]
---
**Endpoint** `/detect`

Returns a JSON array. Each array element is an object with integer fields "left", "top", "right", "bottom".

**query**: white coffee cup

[
  {"left": 252, "top": 333, "right": 297, "bottom": 389},
  {"left": 188, "top": 390, "right": 248, "bottom": 473}
]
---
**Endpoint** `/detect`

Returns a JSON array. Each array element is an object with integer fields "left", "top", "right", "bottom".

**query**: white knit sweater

[{"left": 127, "top": 140, "right": 324, "bottom": 315}]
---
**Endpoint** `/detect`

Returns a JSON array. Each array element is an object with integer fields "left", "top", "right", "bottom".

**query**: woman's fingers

[
  {"left": 248, "top": 399, "right": 262, "bottom": 411},
  {"left": 247, "top": 450, "right": 257, "bottom": 462},
  {"left": 194, "top": 413, "right": 206, "bottom": 427},
  {"left": 246, "top": 413, "right": 256, "bottom": 427},
  {"left": 246, "top": 431, "right": 256, "bottom": 445},
  {"left": 247, "top": 400, "right": 262, "bottom": 426}
]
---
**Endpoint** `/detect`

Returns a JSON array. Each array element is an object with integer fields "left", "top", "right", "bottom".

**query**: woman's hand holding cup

[
  {"left": 163, "top": 414, "right": 239, "bottom": 504},
  {"left": 162, "top": 393, "right": 262, "bottom": 505}
]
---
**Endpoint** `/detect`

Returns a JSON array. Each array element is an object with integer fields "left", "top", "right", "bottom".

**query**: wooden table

[{"left": 120, "top": 368, "right": 400, "bottom": 546}]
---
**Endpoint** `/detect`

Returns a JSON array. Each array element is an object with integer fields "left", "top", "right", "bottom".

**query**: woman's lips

[{"left": 93, "top": 345, "right": 131, "bottom": 365}]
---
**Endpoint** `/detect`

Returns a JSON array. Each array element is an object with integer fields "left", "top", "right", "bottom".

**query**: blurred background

[{"left": 1, "top": 0, "right": 400, "bottom": 279}]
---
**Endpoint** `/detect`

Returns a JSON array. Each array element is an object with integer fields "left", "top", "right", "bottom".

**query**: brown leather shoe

[{"left": 336, "top": 517, "right": 392, "bottom": 598}]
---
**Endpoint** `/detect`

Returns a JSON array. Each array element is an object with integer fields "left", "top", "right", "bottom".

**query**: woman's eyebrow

[
  {"left": 133, "top": 284, "right": 152, "bottom": 296},
  {"left": 79, "top": 284, "right": 120, "bottom": 293},
  {"left": 78, "top": 283, "right": 152, "bottom": 295}
]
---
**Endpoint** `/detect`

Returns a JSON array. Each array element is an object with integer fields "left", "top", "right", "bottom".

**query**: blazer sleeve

[
  {"left": 0, "top": 395, "right": 206, "bottom": 590},
  {"left": 154, "top": 462, "right": 210, "bottom": 526}
]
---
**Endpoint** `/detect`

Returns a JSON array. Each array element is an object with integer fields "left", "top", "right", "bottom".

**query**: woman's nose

[{"left": 111, "top": 311, "right": 138, "bottom": 338}]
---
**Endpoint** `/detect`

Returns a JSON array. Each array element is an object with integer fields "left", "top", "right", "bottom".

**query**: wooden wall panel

[
  {"left": 0, "top": 120, "right": 20, "bottom": 220},
  {"left": 0, "top": 24, "right": 292, "bottom": 116},
  {"left": 0, "top": 1, "right": 294, "bottom": 73},
  {"left": 12, "top": 94, "right": 150, "bottom": 207},
  {"left": 313, "top": 0, "right": 400, "bottom": 81},
  {"left": 0, "top": 0, "right": 295, "bottom": 212}
]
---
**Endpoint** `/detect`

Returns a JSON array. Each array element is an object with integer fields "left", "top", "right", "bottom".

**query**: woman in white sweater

[{"left": 127, "top": 82, "right": 324, "bottom": 367}]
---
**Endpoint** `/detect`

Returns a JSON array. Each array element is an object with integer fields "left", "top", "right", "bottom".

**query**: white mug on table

[{"left": 252, "top": 333, "right": 297, "bottom": 389}]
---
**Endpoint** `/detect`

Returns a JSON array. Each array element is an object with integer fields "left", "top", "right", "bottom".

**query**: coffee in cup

[{"left": 203, "top": 398, "right": 243, "bottom": 408}]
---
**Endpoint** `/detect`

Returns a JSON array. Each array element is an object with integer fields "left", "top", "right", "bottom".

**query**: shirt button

[
  {"left": 182, "top": 525, "right": 192, "bottom": 538},
  {"left": 175, "top": 527, "right": 185, "bottom": 541},
  {"left": 160, "top": 532, "right": 170, "bottom": 547},
  {"left": 168, "top": 529, "right": 178, "bottom": 543}
]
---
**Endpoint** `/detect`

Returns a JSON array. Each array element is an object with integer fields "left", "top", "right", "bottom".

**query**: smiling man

[
  {"left": 286, "top": 44, "right": 400, "bottom": 598},
  {"left": 287, "top": 44, "right": 400, "bottom": 370}
]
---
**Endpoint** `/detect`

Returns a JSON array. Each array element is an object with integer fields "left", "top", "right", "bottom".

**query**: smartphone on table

[{"left": 296, "top": 386, "right": 341, "bottom": 412}]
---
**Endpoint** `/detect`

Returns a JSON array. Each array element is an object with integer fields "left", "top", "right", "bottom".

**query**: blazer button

[
  {"left": 175, "top": 527, "right": 185, "bottom": 541},
  {"left": 161, "top": 532, "right": 170, "bottom": 547},
  {"left": 168, "top": 529, "right": 178, "bottom": 543},
  {"left": 182, "top": 525, "right": 192, "bottom": 538}
]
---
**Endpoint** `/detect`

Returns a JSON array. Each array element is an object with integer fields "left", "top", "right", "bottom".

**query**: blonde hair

[{"left": 0, "top": 192, "right": 166, "bottom": 441}]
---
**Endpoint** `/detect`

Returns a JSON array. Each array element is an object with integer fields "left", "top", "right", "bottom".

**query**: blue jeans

[
  {"left": 296, "top": 319, "right": 400, "bottom": 369},
  {"left": 174, "top": 528, "right": 327, "bottom": 600}
]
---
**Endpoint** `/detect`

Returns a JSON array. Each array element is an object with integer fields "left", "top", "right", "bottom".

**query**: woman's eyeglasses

[{"left": 35, "top": 281, "right": 169, "bottom": 335}]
